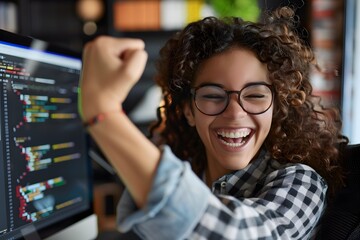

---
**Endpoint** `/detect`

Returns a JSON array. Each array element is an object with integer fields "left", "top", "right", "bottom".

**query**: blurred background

[{"left": 1, "top": 0, "right": 359, "bottom": 236}]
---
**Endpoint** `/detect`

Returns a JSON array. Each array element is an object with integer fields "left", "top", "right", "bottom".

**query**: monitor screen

[{"left": 0, "top": 29, "right": 97, "bottom": 240}]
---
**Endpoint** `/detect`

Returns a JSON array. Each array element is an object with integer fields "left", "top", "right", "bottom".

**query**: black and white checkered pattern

[{"left": 187, "top": 150, "right": 327, "bottom": 240}]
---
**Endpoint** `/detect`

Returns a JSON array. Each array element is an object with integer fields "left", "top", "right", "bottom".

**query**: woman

[{"left": 80, "top": 7, "right": 346, "bottom": 239}]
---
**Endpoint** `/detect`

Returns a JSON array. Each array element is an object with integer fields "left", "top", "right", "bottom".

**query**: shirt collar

[{"left": 209, "top": 148, "right": 272, "bottom": 196}]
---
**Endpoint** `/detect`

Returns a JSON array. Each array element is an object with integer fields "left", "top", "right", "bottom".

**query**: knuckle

[{"left": 92, "top": 35, "right": 110, "bottom": 48}]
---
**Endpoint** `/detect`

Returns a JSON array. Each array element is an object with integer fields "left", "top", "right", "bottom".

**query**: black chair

[{"left": 317, "top": 144, "right": 360, "bottom": 240}]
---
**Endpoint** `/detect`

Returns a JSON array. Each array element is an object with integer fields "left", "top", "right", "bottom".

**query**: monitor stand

[
  {"left": 19, "top": 214, "right": 98, "bottom": 240},
  {"left": 45, "top": 214, "right": 98, "bottom": 240}
]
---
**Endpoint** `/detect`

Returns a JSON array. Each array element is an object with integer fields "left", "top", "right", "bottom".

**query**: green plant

[{"left": 208, "top": 0, "right": 260, "bottom": 21}]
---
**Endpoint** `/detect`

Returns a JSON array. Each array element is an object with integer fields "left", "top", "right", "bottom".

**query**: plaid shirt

[{"left": 117, "top": 146, "right": 327, "bottom": 240}]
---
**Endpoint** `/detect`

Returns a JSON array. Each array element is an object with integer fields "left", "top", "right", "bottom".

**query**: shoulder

[
  {"left": 261, "top": 160, "right": 328, "bottom": 196},
  {"left": 227, "top": 152, "right": 327, "bottom": 200},
  {"left": 272, "top": 159, "right": 326, "bottom": 181},
  {"left": 252, "top": 151, "right": 328, "bottom": 189}
]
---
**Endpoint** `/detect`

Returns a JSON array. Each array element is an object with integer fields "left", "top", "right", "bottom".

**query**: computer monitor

[{"left": 0, "top": 29, "right": 98, "bottom": 240}]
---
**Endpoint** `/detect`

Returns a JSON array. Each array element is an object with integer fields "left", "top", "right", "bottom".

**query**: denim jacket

[{"left": 116, "top": 145, "right": 327, "bottom": 240}]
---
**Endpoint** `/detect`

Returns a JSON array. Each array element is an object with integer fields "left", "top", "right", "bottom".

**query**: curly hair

[{"left": 150, "top": 7, "right": 347, "bottom": 196}]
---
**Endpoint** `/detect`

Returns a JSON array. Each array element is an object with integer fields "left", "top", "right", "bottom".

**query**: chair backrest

[{"left": 317, "top": 144, "right": 360, "bottom": 239}]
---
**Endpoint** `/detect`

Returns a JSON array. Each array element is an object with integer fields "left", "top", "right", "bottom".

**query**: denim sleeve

[{"left": 116, "top": 145, "right": 212, "bottom": 240}]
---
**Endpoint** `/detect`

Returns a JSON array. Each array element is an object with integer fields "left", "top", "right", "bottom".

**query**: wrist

[
  {"left": 83, "top": 109, "right": 125, "bottom": 129},
  {"left": 80, "top": 96, "right": 123, "bottom": 122},
  {"left": 80, "top": 89, "right": 124, "bottom": 121}
]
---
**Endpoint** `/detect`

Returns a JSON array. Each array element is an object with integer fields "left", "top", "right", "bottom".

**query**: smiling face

[{"left": 184, "top": 48, "right": 273, "bottom": 183}]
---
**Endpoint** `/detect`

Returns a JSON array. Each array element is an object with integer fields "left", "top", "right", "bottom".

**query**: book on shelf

[{"left": 113, "top": 0, "right": 213, "bottom": 31}]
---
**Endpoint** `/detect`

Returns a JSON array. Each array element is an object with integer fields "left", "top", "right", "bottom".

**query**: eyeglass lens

[{"left": 193, "top": 84, "right": 273, "bottom": 115}]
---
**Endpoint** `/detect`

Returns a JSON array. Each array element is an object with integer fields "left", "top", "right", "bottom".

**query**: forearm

[
  {"left": 79, "top": 36, "right": 158, "bottom": 208},
  {"left": 117, "top": 146, "right": 212, "bottom": 239},
  {"left": 88, "top": 111, "right": 161, "bottom": 208}
]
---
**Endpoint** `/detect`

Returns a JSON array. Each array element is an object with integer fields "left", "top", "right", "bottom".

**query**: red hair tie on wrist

[{"left": 83, "top": 110, "right": 124, "bottom": 129}]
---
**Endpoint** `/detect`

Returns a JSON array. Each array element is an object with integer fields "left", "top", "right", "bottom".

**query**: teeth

[
  {"left": 220, "top": 139, "right": 245, "bottom": 147},
  {"left": 217, "top": 130, "right": 250, "bottom": 138}
]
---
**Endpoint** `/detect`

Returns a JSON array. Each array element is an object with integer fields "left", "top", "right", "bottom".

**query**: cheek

[
  {"left": 193, "top": 114, "right": 215, "bottom": 141},
  {"left": 260, "top": 110, "right": 273, "bottom": 135},
  {"left": 254, "top": 108, "right": 273, "bottom": 138}
]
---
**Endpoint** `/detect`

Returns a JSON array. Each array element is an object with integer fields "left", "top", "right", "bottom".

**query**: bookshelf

[
  {"left": 109, "top": 0, "right": 213, "bottom": 33},
  {"left": 310, "top": 0, "right": 344, "bottom": 108}
]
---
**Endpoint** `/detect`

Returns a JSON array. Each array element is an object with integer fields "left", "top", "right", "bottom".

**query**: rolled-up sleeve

[{"left": 116, "top": 145, "right": 212, "bottom": 239}]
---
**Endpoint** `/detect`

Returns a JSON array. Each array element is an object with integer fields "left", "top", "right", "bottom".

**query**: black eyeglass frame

[{"left": 190, "top": 83, "right": 275, "bottom": 116}]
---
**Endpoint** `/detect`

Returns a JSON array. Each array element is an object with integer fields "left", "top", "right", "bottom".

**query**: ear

[{"left": 183, "top": 102, "right": 195, "bottom": 127}]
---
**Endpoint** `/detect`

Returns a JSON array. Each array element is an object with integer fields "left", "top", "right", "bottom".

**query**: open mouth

[{"left": 217, "top": 129, "right": 251, "bottom": 148}]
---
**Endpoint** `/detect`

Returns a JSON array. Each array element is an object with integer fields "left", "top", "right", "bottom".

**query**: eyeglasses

[{"left": 190, "top": 83, "right": 274, "bottom": 116}]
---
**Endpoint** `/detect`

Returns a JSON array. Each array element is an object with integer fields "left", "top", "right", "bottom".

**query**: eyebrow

[{"left": 195, "top": 80, "right": 271, "bottom": 89}]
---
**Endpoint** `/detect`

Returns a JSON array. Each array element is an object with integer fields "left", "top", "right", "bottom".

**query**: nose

[{"left": 222, "top": 93, "right": 247, "bottom": 118}]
